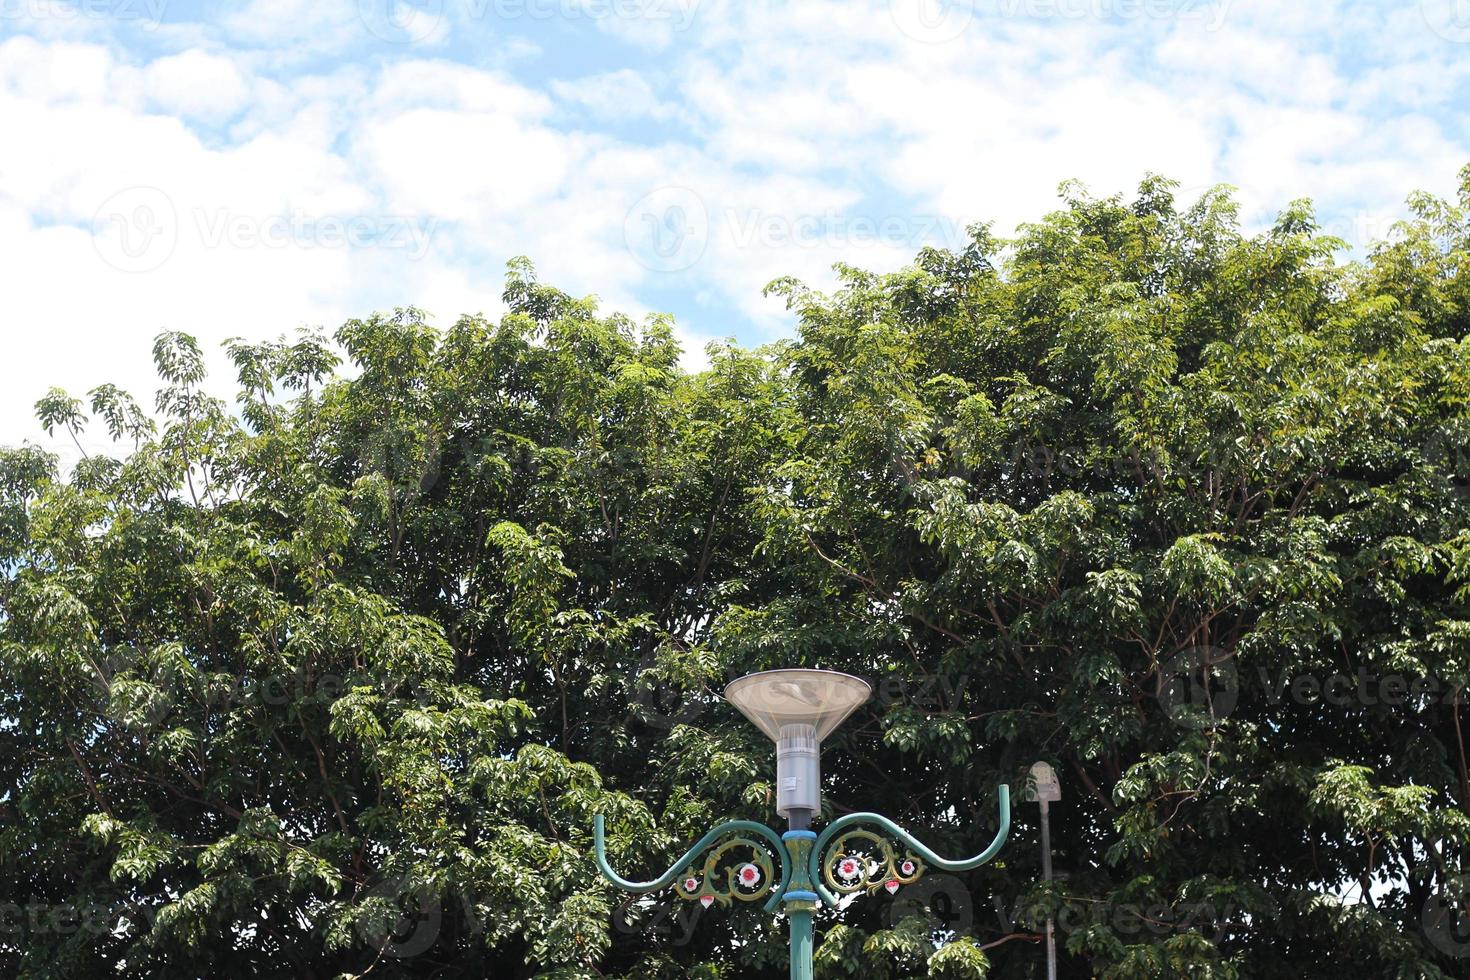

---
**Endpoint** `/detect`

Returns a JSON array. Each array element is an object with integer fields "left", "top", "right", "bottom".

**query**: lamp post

[
  {"left": 1027, "top": 761, "right": 1061, "bottom": 980},
  {"left": 595, "top": 668, "right": 1012, "bottom": 980}
]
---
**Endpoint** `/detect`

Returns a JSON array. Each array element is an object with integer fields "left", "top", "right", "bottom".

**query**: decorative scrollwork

[
  {"left": 821, "top": 828, "right": 926, "bottom": 896},
  {"left": 594, "top": 785, "right": 1010, "bottom": 917},
  {"left": 674, "top": 836, "right": 777, "bottom": 908},
  {"left": 593, "top": 815, "right": 790, "bottom": 914},
  {"left": 809, "top": 786, "right": 1011, "bottom": 909}
]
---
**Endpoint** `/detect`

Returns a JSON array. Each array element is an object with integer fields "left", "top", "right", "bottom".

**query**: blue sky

[{"left": 2, "top": 0, "right": 1469, "bottom": 454}]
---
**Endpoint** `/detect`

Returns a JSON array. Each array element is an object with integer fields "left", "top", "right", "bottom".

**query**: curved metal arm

[
  {"left": 808, "top": 784, "right": 1010, "bottom": 908},
  {"left": 594, "top": 815, "right": 791, "bottom": 913}
]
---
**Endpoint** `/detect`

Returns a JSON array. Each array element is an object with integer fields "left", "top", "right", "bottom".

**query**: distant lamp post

[
  {"left": 595, "top": 669, "right": 1011, "bottom": 980},
  {"left": 1027, "top": 761, "right": 1062, "bottom": 980}
]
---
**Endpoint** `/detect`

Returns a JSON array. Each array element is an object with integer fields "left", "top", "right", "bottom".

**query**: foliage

[{"left": 2, "top": 170, "right": 1470, "bottom": 977}]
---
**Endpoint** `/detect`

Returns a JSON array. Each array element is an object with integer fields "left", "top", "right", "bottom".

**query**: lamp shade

[{"left": 724, "top": 669, "right": 871, "bottom": 742}]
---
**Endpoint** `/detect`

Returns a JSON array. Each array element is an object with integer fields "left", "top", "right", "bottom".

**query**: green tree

[{"left": 2, "top": 170, "right": 1469, "bottom": 978}]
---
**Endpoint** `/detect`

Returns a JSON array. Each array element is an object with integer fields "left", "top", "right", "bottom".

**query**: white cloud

[
  {"left": 142, "top": 49, "right": 251, "bottom": 120},
  {"left": 222, "top": 0, "right": 360, "bottom": 46},
  {"left": 551, "top": 69, "right": 673, "bottom": 120},
  {"left": 370, "top": 59, "right": 553, "bottom": 116},
  {"left": 0, "top": 35, "right": 113, "bottom": 102},
  {"left": 357, "top": 107, "right": 574, "bottom": 215}
]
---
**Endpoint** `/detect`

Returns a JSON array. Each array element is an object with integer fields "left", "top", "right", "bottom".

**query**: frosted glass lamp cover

[{"left": 723, "top": 669, "right": 871, "bottom": 742}]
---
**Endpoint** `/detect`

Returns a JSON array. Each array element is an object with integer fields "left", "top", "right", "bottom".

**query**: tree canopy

[{"left": 2, "top": 169, "right": 1470, "bottom": 979}]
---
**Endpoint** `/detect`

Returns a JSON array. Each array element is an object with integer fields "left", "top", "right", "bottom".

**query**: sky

[{"left": 1, "top": 0, "right": 1469, "bottom": 458}]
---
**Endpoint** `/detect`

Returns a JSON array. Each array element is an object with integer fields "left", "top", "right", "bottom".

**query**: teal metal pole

[
  {"left": 782, "top": 829, "right": 818, "bottom": 980},
  {"left": 788, "top": 904, "right": 814, "bottom": 980}
]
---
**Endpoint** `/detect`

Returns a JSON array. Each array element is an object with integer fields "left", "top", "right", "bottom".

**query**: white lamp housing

[
  {"left": 724, "top": 669, "right": 871, "bottom": 822},
  {"left": 1027, "top": 761, "right": 1061, "bottom": 803}
]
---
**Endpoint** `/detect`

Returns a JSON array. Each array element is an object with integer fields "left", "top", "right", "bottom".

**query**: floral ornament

[
  {"left": 673, "top": 836, "right": 778, "bottom": 908},
  {"left": 821, "top": 829, "right": 926, "bottom": 897}
]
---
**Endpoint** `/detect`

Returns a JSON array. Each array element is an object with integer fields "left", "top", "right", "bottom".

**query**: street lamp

[
  {"left": 724, "top": 669, "right": 871, "bottom": 829},
  {"left": 1027, "top": 761, "right": 1062, "bottom": 980},
  {"left": 595, "top": 668, "right": 1012, "bottom": 980}
]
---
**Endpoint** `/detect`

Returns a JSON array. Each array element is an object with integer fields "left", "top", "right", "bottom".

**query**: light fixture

[
  {"left": 1027, "top": 760, "right": 1061, "bottom": 803},
  {"left": 724, "top": 669, "right": 871, "bottom": 827}
]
